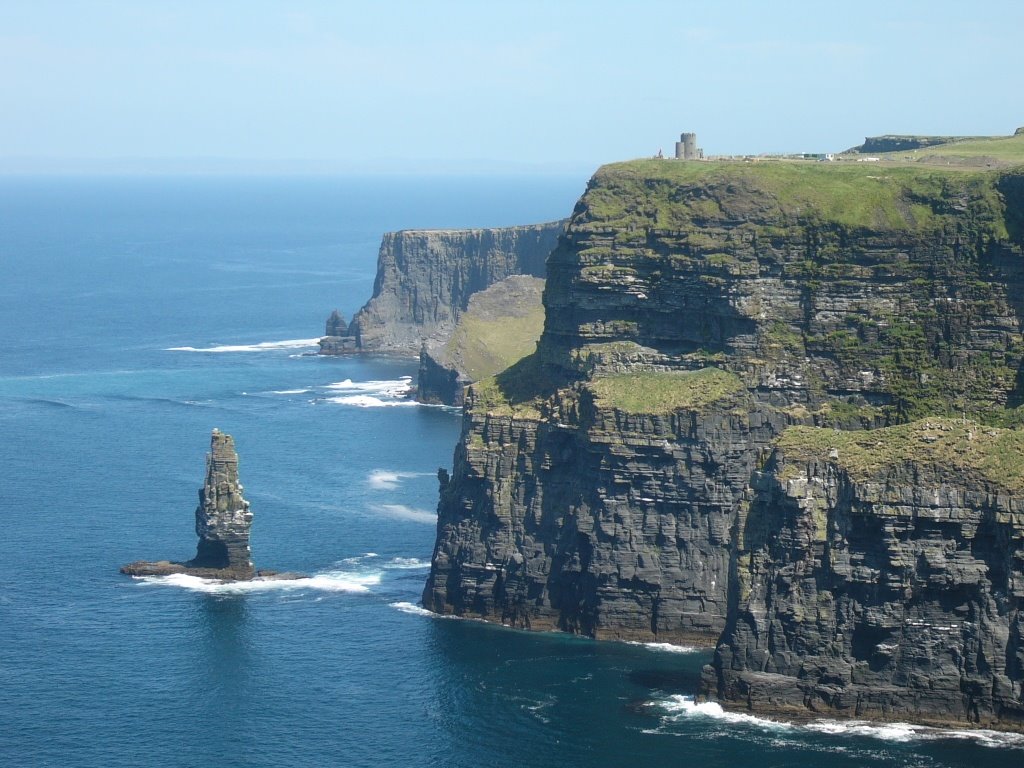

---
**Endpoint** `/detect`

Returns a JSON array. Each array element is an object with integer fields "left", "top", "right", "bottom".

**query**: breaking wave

[
  {"left": 626, "top": 641, "right": 703, "bottom": 654},
  {"left": 318, "top": 376, "right": 416, "bottom": 407},
  {"left": 133, "top": 569, "right": 382, "bottom": 594},
  {"left": 390, "top": 601, "right": 436, "bottom": 617},
  {"left": 324, "top": 395, "right": 418, "bottom": 407},
  {"left": 324, "top": 376, "right": 413, "bottom": 396},
  {"left": 652, "top": 695, "right": 1024, "bottom": 748},
  {"left": 166, "top": 338, "right": 321, "bottom": 353}
]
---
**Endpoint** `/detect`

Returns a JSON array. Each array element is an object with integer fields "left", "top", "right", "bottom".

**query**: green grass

[
  {"left": 444, "top": 304, "right": 544, "bottom": 381},
  {"left": 777, "top": 418, "right": 1024, "bottom": 492},
  {"left": 587, "top": 367, "right": 743, "bottom": 414},
  {"left": 468, "top": 353, "right": 559, "bottom": 419},
  {"left": 580, "top": 158, "right": 1011, "bottom": 236},
  {"left": 441, "top": 275, "right": 545, "bottom": 382},
  {"left": 888, "top": 133, "right": 1024, "bottom": 165}
]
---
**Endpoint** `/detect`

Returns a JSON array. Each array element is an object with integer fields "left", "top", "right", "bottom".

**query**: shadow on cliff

[{"left": 991, "top": 172, "right": 1024, "bottom": 409}]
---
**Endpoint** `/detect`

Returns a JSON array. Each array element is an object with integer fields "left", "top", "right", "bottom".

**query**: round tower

[{"left": 681, "top": 132, "right": 698, "bottom": 160}]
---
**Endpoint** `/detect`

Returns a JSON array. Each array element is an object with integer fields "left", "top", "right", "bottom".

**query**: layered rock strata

[
  {"left": 320, "top": 221, "right": 565, "bottom": 355},
  {"left": 703, "top": 420, "right": 1024, "bottom": 730},
  {"left": 424, "top": 147, "right": 1024, "bottom": 728},
  {"left": 122, "top": 430, "right": 297, "bottom": 581}
]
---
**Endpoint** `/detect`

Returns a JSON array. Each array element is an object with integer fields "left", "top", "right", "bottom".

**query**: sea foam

[
  {"left": 166, "top": 338, "right": 321, "bottom": 353},
  {"left": 626, "top": 641, "right": 702, "bottom": 654},
  {"left": 324, "top": 395, "right": 418, "bottom": 408},
  {"left": 133, "top": 570, "right": 382, "bottom": 594},
  {"left": 390, "top": 601, "right": 436, "bottom": 617},
  {"left": 654, "top": 695, "right": 1024, "bottom": 748}
]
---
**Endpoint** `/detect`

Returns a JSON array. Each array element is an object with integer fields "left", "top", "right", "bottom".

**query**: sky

[{"left": 1, "top": 0, "right": 1021, "bottom": 174}]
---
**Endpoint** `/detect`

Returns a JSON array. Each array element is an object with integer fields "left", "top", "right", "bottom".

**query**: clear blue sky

[{"left": 2, "top": 0, "right": 1021, "bottom": 173}]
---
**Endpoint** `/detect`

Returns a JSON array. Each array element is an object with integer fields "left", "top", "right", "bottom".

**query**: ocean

[{"left": 0, "top": 174, "right": 1020, "bottom": 768}]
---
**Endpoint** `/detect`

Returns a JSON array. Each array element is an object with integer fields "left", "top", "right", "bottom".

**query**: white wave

[
  {"left": 324, "top": 376, "right": 413, "bottom": 395},
  {"left": 803, "top": 719, "right": 1024, "bottom": 747},
  {"left": 133, "top": 570, "right": 382, "bottom": 594},
  {"left": 166, "top": 338, "right": 321, "bottom": 353},
  {"left": 390, "top": 601, "right": 436, "bottom": 617},
  {"left": 371, "top": 503, "right": 436, "bottom": 524},
  {"left": 367, "top": 469, "right": 430, "bottom": 490},
  {"left": 627, "top": 641, "right": 702, "bottom": 654},
  {"left": 657, "top": 696, "right": 792, "bottom": 730},
  {"left": 324, "top": 395, "right": 417, "bottom": 408},
  {"left": 383, "top": 557, "right": 430, "bottom": 569},
  {"left": 270, "top": 388, "right": 312, "bottom": 395},
  {"left": 337, "top": 552, "right": 381, "bottom": 565},
  {"left": 656, "top": 695, "right": 1024, "bottom": 748}
]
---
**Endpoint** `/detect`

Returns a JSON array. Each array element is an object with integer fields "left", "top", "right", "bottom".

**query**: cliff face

[
  {"left": 708, "top": 420, "right": 1024, "bottom": 730},
  {"left": 324, "top": 221, "right": 564, "bottom": 355},
  {"left": 425, "top": 379, "right": 787, "bottom": 641},
  {"left": 424, "top": 153, "right": 1024, "bottom": 728}
]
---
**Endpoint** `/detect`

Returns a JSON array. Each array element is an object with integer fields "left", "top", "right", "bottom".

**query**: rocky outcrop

[
  {"left": 320, "top": 221, "right": 565, "bottom": 355},
  {"left": 319, "top": 309, "right": 357, "bottom": 354},
  {"left": 852, "top": 135, "right": 970, "bottom": 153},
  {"left": 703, "top": 420, "right": 1024, "bottom": 730},
  {"left": 423, "top": 153, "right": 1024, "bottom": 728},
  {"left": 122, "top": 430, "right": 299, "bottom": 581},
  {"left": 417, "top": 275, "right": 545, "bottom": 406}
]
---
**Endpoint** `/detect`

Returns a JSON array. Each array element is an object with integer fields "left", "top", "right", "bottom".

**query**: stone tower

[{"left": 675, "top": 132, "right": 700, "bottom": 160}]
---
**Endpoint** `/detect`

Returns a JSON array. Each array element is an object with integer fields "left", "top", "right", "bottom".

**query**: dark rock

[
  {"left": 417, "top": 344, "right": 470, "bottom": 406},
  {"left": 121, "top": 430, "right": 300, "bottom": 582},
  {"left": 702, "top": 424, "right": 1024, "bottom": 731},
  {"left": 318, "top": 335, "right": 358, "bottom": 355},
  {"left": 325, "top": 309, "right": 348, "bottom": 336}
]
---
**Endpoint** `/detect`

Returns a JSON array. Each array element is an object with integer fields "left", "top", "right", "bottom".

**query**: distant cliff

[
  {"left": 320, "top": 221, "right": 565, "bottom": 356},
  {"left": 424, "top": 135, "right": 1024, "bottom": 729}
]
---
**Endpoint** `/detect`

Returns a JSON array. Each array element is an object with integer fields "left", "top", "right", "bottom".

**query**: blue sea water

[{"left": 1, "top": 175, "right": 1021, "bottom": 768}]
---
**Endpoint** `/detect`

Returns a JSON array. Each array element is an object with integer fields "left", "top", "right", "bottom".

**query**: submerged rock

[{"left": 121, "top": 429, "right": 301, "bottom": 582}]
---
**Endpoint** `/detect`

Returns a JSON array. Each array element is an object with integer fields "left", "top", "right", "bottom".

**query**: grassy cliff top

[
  {"left": 587, "top": 368, "right": 744, "bottom": 414},
  {"left": 777, "top": 418, "right": 1024, "bottom": 492},
  {"left": 442, "top": 275, "right": 545, "bottom": 381},
  {"left": 883, "top": 133, "right": 1024, "bottom": 167},
  {"left": 580, "top": 156, "right": 1017, "bottom": 234}
]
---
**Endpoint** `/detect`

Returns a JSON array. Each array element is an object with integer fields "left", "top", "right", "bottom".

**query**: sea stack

[
  {"left": 122, "top": 429, "right": 295, "bottom": 581},
  {"left": 188, "top": 429, "right": 254, "bottom": 577}
]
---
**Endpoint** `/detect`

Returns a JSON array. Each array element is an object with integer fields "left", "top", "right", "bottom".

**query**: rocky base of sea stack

[{"left": 120, "top": 560, "right": 305, "bottom": 581}]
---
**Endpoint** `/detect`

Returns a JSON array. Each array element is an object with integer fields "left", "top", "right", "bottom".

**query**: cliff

[
  {"left": 424, "top": 136, "right": 1024, "bottom": 729},
  {"left": 705, "top": 419, "right": 1024, "bottom": 731},
  {"left": 417, "top": 275, "right": 545, "bottom": 406},
  {"left": 320, "top": 220, "right": 565, "bottom": 355}
]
